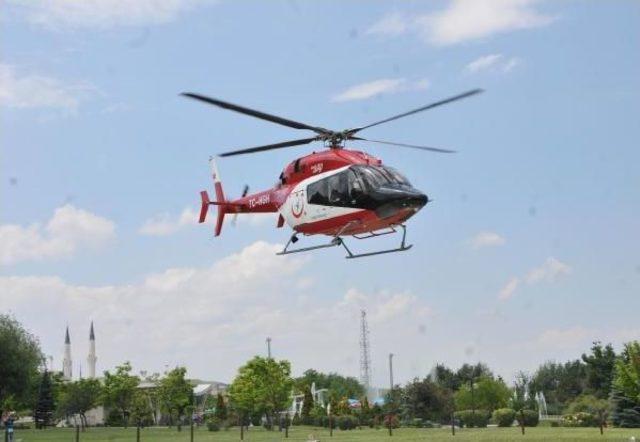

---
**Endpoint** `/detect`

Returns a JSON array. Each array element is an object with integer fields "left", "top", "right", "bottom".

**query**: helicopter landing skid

[{"left": 276, "top": 224, "right": 412, "bottom": 259}]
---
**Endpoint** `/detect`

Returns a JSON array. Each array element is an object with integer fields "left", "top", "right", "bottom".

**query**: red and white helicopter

[{"left": 183, "top": 89, "right": 482, "bottom": 258}]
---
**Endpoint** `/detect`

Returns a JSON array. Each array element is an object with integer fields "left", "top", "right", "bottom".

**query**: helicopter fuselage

[{"left": 204, "top": 148, "right": 428, "bottom": 237}]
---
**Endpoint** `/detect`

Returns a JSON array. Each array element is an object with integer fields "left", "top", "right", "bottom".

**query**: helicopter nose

[{"left": 372, "top": 186, "right": 428, "bottom": 218}]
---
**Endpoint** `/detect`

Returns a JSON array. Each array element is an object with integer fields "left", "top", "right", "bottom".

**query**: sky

[{"left": 1, "top": 0, "right": 639, "bottom": 388}]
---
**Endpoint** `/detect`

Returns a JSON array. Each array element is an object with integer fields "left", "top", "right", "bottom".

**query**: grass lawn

[{"left": 11, "top": 426, "right": 640, "bottom": 442}]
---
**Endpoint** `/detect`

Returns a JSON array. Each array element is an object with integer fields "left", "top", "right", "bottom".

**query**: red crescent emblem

[{"left": 291, "top": 192, "right": 304, "bottom": 218}]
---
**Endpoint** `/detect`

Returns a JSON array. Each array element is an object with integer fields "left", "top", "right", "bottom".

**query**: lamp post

[{"left": 388, "top": 353, "right": 394, "bottom": 436}]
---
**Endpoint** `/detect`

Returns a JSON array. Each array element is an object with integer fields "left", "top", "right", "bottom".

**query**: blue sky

[{"left": 1, "top": 0, "right": 639, "bottom": 387}]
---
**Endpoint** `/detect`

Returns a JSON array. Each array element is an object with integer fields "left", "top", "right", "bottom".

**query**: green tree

[
  {"left": 158, "top": 367, "right": 193, "bottom": 431},
  {"left": 454, "top": 376, "right": 511, "bottom": 412},
  {"left": 611, "top": 341, "right": 640, "bottom": 427},
  {"left": 57, "top": 378, "right": 102, "bottom": 429},
  {"left": 403, "top": 377, "right": 453, "bottom": 422},
  {"left": 529, "top": 360, "right": 587, "bottom": 414},
  {"left": 0, "top": 314, "right": 43, "bottom": 412},
  {"left": 214, "top": 393, "right": 228, "bottom": 421},
  {"left": 581, "top": 341, "right": 617, "bottom": 398},
  {"left": 102, "top": 362, "right": 140, "bottom": 427},
  {"left": 295, "top": 369, "right": 364, "bottom": 401},
  {"left": 455, "top": 363, "right": 493, "bottom": 386},
  {"left": 301, "top": 385, "right": 313, "bottom": 423},
  {"left": 511, "top": 372, "right": 537, "bottom": 411},
  {"left": 34, "top": 370, "right": 55, "bottom": 429},
  {"left": 229, "top": 356, "right": 293, "bottom": 429},
  {"left": 432, "top": 364, "right": 460, "bottom": 391},
  {"left": 130, "top": 389, "right": 154, "bottom": 427}
]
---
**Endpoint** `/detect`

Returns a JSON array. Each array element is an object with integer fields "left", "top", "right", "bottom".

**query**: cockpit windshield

[
  {"left": 352, "top": 165, "right": 411, "bottom": 189},
  {"left": 306, "top": 165, "right": 412, "bottom": 208}
]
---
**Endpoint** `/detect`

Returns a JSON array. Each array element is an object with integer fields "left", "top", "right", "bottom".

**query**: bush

[
  {"left": 515, "top": 409, "right": 539, "bottom": 427},
  {"left": 105, "top": 409, "right": 126, "bottom": 427},
  {"left": 493, "top": 408, "right": 516, "bottom": 427},
  {"left": 454, "top": 410, "right": 490, "bottom": 428},
  {"left": 408, "top": 418, "right": 423, "bottom": 428},
  {"left": 561, "top": 412, "right": 599, "bottom": 427},
  {"left": 206, "top": 417, "right": 220, "bottom": 432},
  {"left": 337, "top": 415, "right": 358, "bottom": 430},
  {"left": 383, "top": 414, "right": 400, "bottom": 429},
  {"left": 291, "top": 414, "right": 301, "bottom": 426}
]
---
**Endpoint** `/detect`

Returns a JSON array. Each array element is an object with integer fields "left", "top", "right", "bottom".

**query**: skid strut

[{"left": 277, "top": 224, "right": 412, "bottom": 259}]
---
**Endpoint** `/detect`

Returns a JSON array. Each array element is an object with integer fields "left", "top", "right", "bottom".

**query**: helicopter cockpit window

[
  {"left": 381, "top": 166, "right": 411, "bottom": 186},
  {"left": 352, "top": 165, "right": 411, "bottom": 188},
  {"left": 307, "top": 168, "right": 361, "bottom": 207}
]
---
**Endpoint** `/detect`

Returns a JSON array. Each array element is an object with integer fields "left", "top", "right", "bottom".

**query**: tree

[
  {"left": 511, "top": 372, "right": 537, "bottom": 411},
  {"left": 57, "top": 378, "right": 102, "bottom": 429},
  {"left": 140, "top": 372, "right": 161, "bottom": 425},
  {"left": 34, "top": 370, "right": 55, "bottom": 429},
  {"left": 403, "top": 377, "right": 453, "bottom": 422},
  {"left": 301, "top": 385, "right": 313, "bottom": 423},
  {"left": 611, "top": 341, "right": 640, "bottom": 427},
  {"left": 158, "top": 367, "right": 193, "bottom": 431},
  {"left": 102, "top": 362, "right": 140, "bottom": 427},
  {"left": 295, "top": 369, "right": 364, "bottom": 401},
  {"left": 130, "top": 390, "right": 154, "bottom": 427},
  {"left": 455, "top": 363, "right": 493, "bottom": 386},
  {"left": 432, "top": 364, "right": 460, "bottom": 391},
  {"left": 581, "top": 341, "right": 616, "bottom": 398},
  {"left": 0, "top": 315, "right": 43, "bottom": 412},
  {"left": 454, "top": 376, "right": 511, "bottom": 412},
  {"left": 229, "top": 356, "right": 293, "bottom": 428},
  {"left": 214, "top": 392, "right": 228, "bottom": 421},
  {"left": 529, "top": 360, "right": 587, "bottom": 414}
]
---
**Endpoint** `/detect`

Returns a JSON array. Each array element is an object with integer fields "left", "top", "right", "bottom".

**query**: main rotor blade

[
  {"left": 351, "top": 137, "right": 456, "bottom": 153},
  {"left": 182, "top": 92, "right": 329, "bottom": 134},
  {"left": 351, "top": 89, "right": 483, "bottom": 133},
  {"left": 219, "top": 137, "right": 318, "bottom": 157}
]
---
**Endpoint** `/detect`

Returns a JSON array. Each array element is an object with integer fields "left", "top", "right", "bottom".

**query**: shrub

[
  {"left": 492, "top": 408, "right": 516, "bottom": 427},
  {"left": 206, "top": 417, "right": 220, "bottom": 432},
  {"left": 409, "top": 418, "right": 423, "bottom": 428},
  {"left": 383, "top": 414, "right": 400, "bottom": 429},
  {"left": 561, "top": 412, "right": 599, "bottom": 427},
  {"left": 337, "top": 415, "right": 358, "bottom": 430},
  {"left": 291, "top": 414, "right": 301, "bottom": 426},
  {"left": 454, "top": 410, "right": 490, "bottom": 428},
  {"left": 515, "top": 409, "right": 539, "bottom": 427},
  {"left": 105, "top": 409, "right": 126, "bottom": 427}
]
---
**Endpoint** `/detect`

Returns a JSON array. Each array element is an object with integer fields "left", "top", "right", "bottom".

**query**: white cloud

[
  {"left": 0, "top": 64, "right": 96, "bottom": 110},
  {"left": 0, "top": 205, "right": 115, "bottom": 265},
  {"left": 331, "top": 78, "right": 429, "bottom": 103},
  {"left": 7, "top": 0, "right": 212, "bottom": 30},
  {"left": 498, "top": 277, "right": 519, "bottom": 300},
  {"left": 139, "top": 207, "right": 198, "bottom": 236},
  {"left": 465, "top": 54, "right": 521, "bottom": 73},
  {"left": 367, "top": 0, "right": 556, "bottom": 46},
  {"left": 536, "top": 326, "right": 591, "bottom": 350},
  {"left": 524, "top": 257, "right": 572, "bottom": 284},
  {"left": 365, "top": 12, "right": 408, "bottom": 36},
  {"left": 139, "top": 207, "right": 277, "bottom": 236},
  {"left": 498, "top": 257, "right": 571, "bottom": 301},
  {"left": 0, "top": 241, "right": 433, "bottom": 384},
  {"left": 470, "top": 231, "right": 506, "bottom": 249}
]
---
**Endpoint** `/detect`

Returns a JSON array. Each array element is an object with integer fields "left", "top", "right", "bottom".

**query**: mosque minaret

[
  {"left": 62, "top": 323, "right": 97, "bottom": 381},
  {"left": 87, "top": 321, "right": 97, "bottom": 379},
  {"left": 62, "top": 326, "right": 72, "bottom": 380}
]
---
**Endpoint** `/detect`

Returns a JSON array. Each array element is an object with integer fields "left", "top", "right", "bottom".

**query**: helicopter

[{"left": 183, "top": 88, "right": 482, "bottom": 259}]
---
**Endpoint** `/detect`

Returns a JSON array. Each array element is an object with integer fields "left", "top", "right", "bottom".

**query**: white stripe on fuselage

[{"left": 279, "top": 166, "right": 364, "bottom": 230}]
